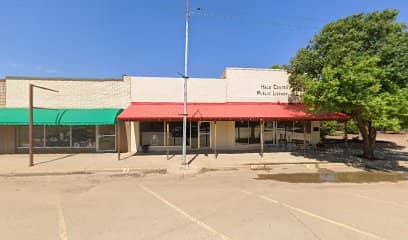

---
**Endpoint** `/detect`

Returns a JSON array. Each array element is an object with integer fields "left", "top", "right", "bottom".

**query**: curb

[
  {"left": 0, "top": 161, "right": 373, "bottom": 177},
  {"left": 0, "top": 168, "right": 167, "bottom": 177}
]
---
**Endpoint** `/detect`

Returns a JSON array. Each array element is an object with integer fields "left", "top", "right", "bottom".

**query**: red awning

[{"left": 117, "top": 102, "right": 349, "bottom": 121}]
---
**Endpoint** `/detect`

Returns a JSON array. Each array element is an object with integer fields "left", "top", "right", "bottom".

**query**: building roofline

[
  {"left": 224, "top": 67, "right": 286, "bottom": 71},
  {"left": 220, "top": 67, "right": 287, "bottom": 78},
  {"left": 5, "top": 76, "right": 122, "bottom": 81}
]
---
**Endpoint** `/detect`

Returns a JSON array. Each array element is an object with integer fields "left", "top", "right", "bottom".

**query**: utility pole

[
  {"left": 182, "top": 0, "right": 190, "bottom": 165},
  {"left": 28, "top": 84, "right": 58, "bottom": 167},
  {"left": 29, "top": 84, "right": 34, "bottom": 166}
]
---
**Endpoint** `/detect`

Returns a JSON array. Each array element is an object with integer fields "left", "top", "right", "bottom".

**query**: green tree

[
  {"left": 271, "top": 64, "right": 289, "bottom": 70},
  {"left": 289, "top": 9, "right": 408, "bottom": 159}
]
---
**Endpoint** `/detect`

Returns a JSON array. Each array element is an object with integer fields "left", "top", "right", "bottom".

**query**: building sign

[{"left": 256, "top": 84, "right": 291, "bottom": 97}]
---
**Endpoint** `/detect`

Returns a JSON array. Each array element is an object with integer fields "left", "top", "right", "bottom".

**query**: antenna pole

[{"left": 182, "top": 0, "right": 190, "bottom": 165}]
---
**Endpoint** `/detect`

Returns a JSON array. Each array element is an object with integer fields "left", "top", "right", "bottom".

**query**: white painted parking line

[
  {"left": 139, "top": 184, "right": 232, "bottom": 240},
  {"left": 57, "top": 201, "right": 68, "bottom": 240},
  {"left": 242, "top": 190, "right": 386, "bottom": 240},
  {"left": 354, "top": 193, "right": 408, "bottom": 209}
]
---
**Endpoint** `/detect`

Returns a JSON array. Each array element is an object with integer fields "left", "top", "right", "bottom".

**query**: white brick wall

[
  {"left": 224, "top": 68, "right": 296, "bottom": 103},
  {"left": 129, "top": 68, "right": 298, "bottom": 103},
  {"left": 130, "top": 76, "right": 227, "bottom": 103},
  {"left": 5, "top": 77, "right": 131, "bottom": 108}
]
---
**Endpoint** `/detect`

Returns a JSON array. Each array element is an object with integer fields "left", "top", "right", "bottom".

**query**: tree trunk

[{"left": 356, "top": 117, "right": 376, "bottom": 160}]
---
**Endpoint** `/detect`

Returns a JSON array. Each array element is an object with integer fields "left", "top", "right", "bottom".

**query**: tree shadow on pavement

[{"left": 290, "top": 138, "right": 408, "bottom": 172}]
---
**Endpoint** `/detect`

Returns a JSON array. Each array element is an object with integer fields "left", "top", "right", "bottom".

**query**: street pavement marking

[
  {"left": 241, "top": 190, "right": 387, "bottom": 240},
  {"left": 139, "top": 184, "right": 232, "bottom": 240},
  {"left": 354, "top": 193, "right": 408, "bottom": 209},
  {"left": 57, "top": 201, "right": 68, "bottom": 240}
]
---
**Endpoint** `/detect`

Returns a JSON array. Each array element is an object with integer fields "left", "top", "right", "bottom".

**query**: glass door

[
  {"left": 198, "top": 121, "right": 210, "bottom": 149},
  {"left": 97, "top": 125, "right": 116, "bottom": 152}
]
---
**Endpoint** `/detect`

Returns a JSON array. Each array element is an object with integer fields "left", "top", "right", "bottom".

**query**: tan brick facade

[
  {"left": 0, "top": 80, "right": 6, "bottom": 107},
  {"left": 5, "top": 77, "right": 131, "bottom": 108}
]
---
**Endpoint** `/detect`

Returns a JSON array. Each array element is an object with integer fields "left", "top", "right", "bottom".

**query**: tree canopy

[{"left": 288, "top": 9, "right": 408, "bottom": 159}]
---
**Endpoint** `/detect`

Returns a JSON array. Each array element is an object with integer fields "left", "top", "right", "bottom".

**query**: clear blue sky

[{"left": 1, "top": 0, "right": 407, "bottom": 78}]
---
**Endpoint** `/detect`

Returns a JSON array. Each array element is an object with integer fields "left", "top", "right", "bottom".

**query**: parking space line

[
  {"left": 57, "top": 201, "right": 68, "bottom": 240},
  {"left": 139, "top": 184, "right": 232, "bottom": 240},
  {"left": 241, "top": 190, "right": 386, "bottom": 240},
  {"left": 353, "top": 193, "right": 408, "bottom": 209}
]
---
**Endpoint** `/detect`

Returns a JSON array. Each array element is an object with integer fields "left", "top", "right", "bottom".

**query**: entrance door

[
  {"left": 97, "top": 125, "right": 116, "bottom": 152},
  {"left": 198, "top": 121, "right": 210, "bottom": 149}
]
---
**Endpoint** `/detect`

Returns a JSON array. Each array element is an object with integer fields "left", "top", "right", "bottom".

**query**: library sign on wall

[{"left": 256, "top": 84, "right": 291, "bottom": 97}]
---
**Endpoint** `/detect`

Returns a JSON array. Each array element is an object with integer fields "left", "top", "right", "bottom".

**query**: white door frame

[
  {"left": 96, "top": 126, "right": 117, "bottom": 152},
  {"left": 198, "top": 121, "right": 211, "bottom": 149}
]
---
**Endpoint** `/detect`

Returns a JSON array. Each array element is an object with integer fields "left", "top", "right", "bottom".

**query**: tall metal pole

[
  {"left": 27, "top": 84, "right": 58, "bottom": 167},
  {"left": 182, "top": 0, "right": 190, "bottom": 165},
  {"left": 29, "top": 84, "right": 34, "bottom": 166}
]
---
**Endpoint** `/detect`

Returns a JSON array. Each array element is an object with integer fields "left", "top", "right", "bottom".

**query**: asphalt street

[{"left": 1, "top": 169, "right": 408, "bottom": 240}]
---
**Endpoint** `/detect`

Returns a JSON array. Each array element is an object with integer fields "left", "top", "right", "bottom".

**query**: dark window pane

[
  {"left": 140, "top": 122, "right": 164, "bottom": 146},
  {"left": 72, "top": 126, "right": 95, "bottom": 148},
  {"left": 17, "top": 126, "right": 44, "bottom": 147},
  {"left": 46, "top": 126, "right": 70, "bottom": 147},
  {"left": 235, "top": 121, "right": 260, "bottom": 144},
  {"left": 168, "top": 122, "right": 183, "bottom": 146},
  {"left": 99, "top": 125, "right": 115, "bottom": 135}
]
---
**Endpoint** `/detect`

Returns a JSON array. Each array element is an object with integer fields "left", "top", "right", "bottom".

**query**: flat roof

[
  {"left": 225, "top": 67, "right": 286, "bottom": 71},
  {"left": 5, "top": 76, "right": 122, "bottom": 81}
]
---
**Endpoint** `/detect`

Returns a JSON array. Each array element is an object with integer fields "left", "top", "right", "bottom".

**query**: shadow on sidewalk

[{"left": 34, "top": 154, "right": 76, "bottom": 166}]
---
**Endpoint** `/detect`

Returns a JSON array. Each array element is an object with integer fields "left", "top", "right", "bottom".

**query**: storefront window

[
  {"left": 17, "top": 126, "right": 44, "bottom": 147},
  {"left": 168, "top": 122, "right": 184, "bottom": 146},
  {"left": 276, "top": 121, "right": 293, "bottom": 144},
  {"left": 140, "top": 122, "right": 165, "bottom": 146},
  {"left": 140, "top": 121, "right": 198, "bottom": 147},
  {"left": 46, "top": 126, "right": 70, "bottom": 147},
  {"left": 72, "top": 126, "right": 96, "bottom": 148},
  {"left": 235, "top": 121, "right": 260, "bottom": 144},
  {"left": 293, "top": 121, "right": 311, "bottom": 143},
  {"left": 98, "top": 125, "right": 115, "bottom": 135},
  {"left": 264, "top": 121, "right": 274, "bottom": 144},
  {"left": 16, "top": 125, "right": 112, "bottom": 149}
]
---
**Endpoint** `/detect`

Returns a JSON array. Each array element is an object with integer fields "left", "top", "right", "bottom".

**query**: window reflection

[
  {"left": 72, "top": 126, "right": 95, "bottom": 148},
  {"left": 46, "top": 126, "right": 70, "bottom": 147},
  {"left": 17, "top": 126, "right": 44, "bottom": 147},
  {"left": 140, "top": 122, "right": 164, "bottom": 146}
]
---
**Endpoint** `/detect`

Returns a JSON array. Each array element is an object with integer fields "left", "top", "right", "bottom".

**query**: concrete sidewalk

[
  {"left": 0, "top": 152, "right": 354, "bottom": 175},
  {"left": 1, "top": 151, "right": 406, "bottom": 176}
]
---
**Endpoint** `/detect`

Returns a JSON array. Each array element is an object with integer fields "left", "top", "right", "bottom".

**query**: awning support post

[
  {"left": 214, "top": 121, "right": 217, "bottom": 158},
  {"left": 117, "top": 121, "right": 121, "bottom": 161},
  {"left": 344, "top": 120, "right": 348, "bottom": 153},
  {"left": 166, "top": 122, "right": 170, "bottom": 160},
  {"left": 260, "top": 119, "right": 264, "bottom": 159},
  {"left": 303, "top": 121, "right": 307, "bottom": 157}
]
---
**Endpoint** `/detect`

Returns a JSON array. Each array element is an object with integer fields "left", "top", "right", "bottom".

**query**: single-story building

[{"left": 0, "top": 68, "right": 348, "bottom": 155}]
